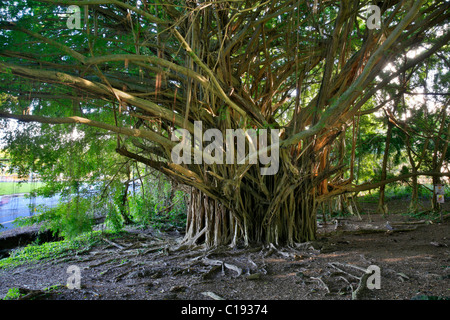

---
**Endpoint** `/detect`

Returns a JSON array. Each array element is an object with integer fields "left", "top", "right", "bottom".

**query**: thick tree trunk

[
  {"left": 183, "top": 185, "right": 318, "bottom": 247},
  {"left": 181, "top": 150, "right": 321, "bottom": 247}
]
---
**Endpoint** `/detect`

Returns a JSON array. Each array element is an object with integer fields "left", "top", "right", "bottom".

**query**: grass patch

[
  {"left": 0, "top": 182, "right": 45, "bottom": 195},
  {"left": 2, "top": 288, "right": 23, "bottom": 300},
  {"left": 0, "top": 230, "right": 113, "bottom": 269}
]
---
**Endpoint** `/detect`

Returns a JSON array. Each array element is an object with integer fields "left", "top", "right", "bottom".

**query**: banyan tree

[{"left": 0, "top": 0, "right": 449, "bottom": 246}]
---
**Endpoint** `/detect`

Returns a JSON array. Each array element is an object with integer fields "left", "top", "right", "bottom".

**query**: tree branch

[
  {"left": 319, "top": 171, "right": 450, "bottom": 201},
  {"left": 0, "top": 61, "right": 194, "bottom": 133},
  {"left": 0, "top": 111, "right": 175, "bottom": 148}
]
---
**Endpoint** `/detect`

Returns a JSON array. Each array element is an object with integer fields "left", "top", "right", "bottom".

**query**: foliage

[
  {"left": 2, "top": 287, "right": 23, "bottom": 300},
  {"left": 130, "top": 190, "right": 187, "bottom": 231},
  {"left": 128, "top": 178, "right": 187, "bottom": 231},
  {"left": 13, "top": 195, "right": 95, "bottom": 239},
  {"left": 12, "top": 173, "right": 188, "bottom": 238}
]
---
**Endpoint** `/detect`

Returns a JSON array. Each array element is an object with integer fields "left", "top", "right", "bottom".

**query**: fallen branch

[
  {"left": 294, "top": 242, "right": 315, "bottom": 250},
  {"left": 338, "top": 275, "right": 354, "bottom": 293},
  {"left": 263, "top": 243, "right": 290, "bottom": 258},
  {"left": 101, "top": 261, "right": 132, "bottom": 276},
  {"left": 17, "top": 288, "right": 49, "bottom": 300}
]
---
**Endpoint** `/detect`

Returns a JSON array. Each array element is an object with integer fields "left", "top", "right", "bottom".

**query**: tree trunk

[
  {"left": 377, "top": 120, "right": 393, "bottom": 216},
  {"left": 409, "top": 173, "right": 419, "bottom": 214},
  {"left": 183, "top": 186, "right": 318, "bottom": 247},
  {"left": 120, "top": 182, "right": 133, "bottom": 225},
  {"left": 431, "top": 108, "right": 448, "bottom": 212},
  {"left": 405, "top": 128, "right": 430, "bottom": 214},
  {"left": 182, "top": 150, "right": 322, "bottom": 247}
]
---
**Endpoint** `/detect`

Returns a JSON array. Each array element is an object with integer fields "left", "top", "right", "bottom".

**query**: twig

[
  {"left": 248, "top": 258, "right": 258, "bottom": 270},
  {"left": 263, "top": 243, "right": 290, "bottom": 258}
]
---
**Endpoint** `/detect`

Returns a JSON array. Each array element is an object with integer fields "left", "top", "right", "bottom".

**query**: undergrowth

[{"left": 0, "top": 230, "right": 118, "bottom": 269}]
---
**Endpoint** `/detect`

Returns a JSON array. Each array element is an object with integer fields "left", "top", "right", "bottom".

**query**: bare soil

[{"left": 0, "top": 199, "right": 449, "bottom": 301}]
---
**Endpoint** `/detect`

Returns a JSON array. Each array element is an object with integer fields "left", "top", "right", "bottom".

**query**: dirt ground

[{"left": 0, "top": 199, "right": 449, "bottom": 302}]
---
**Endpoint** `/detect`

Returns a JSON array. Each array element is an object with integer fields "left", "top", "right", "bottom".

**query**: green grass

[
  {"left": 0, "top": 231, "right": 105, "bottom": 269},
  {"left": 0, "top": 182, "right": 45, "bottom": 195},
  {"left": 2, "top": 288, "right": 23, "bottom": 300}
]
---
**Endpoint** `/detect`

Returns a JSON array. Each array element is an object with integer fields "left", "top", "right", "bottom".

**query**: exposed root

[
  {"left": 17, "top": 288, "right": 49, "bottom": 300},
  {"left": 102, "top": 237, "right": 125, "bottom": 250},
  {"left": 352, "top": 272, "right": 372, "bottom": 300},
  {"left": 202, "top": 257, "right": 242, "bottom": 277},
  {"left": 201, "top": 291, "right": 225, "bottom": 300},
  {"left": 311, "top": 276, "right": 330, "bottom": 294},
  {"left": 328, "top": 262, "right": 366, "bottom": 280}
]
